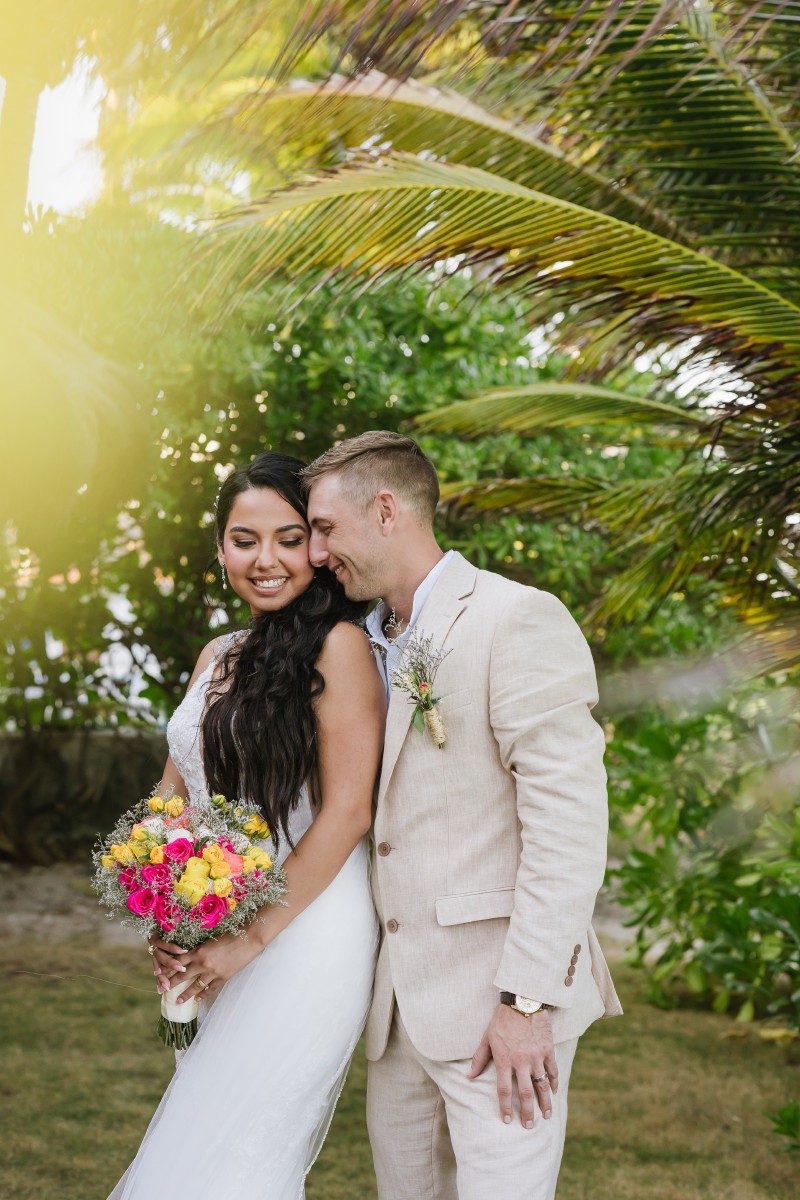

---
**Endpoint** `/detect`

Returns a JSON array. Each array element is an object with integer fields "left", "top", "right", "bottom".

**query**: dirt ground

[
  {"left": 0, "top": 859, "right": 631, "bottom": 956},
  {"left": 0, "top": 861, "right": 140, "bottom": 947}
]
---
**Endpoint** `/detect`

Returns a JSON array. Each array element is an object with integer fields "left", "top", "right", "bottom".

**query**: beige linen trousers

[{"left": 365, "top": 552, "right": 622, "bottom": 1198}]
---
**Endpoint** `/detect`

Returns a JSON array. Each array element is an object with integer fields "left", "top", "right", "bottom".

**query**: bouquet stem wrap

[{"left": 158, "top": 974, "right": 200, "bottom": 1049}]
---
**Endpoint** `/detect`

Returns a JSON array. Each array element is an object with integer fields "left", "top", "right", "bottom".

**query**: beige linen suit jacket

[{"left": 366, "top": 551, "right": 622, "bottom": 1064}]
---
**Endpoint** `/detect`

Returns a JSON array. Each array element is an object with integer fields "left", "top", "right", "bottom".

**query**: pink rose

[
  {"left": 163, "top": 838, "right": 194, "bottom": 863},
  {"left": 154, "top": 894, "right": 183, "bottom": 933},
  {"left": 141, "top": 864, "right": 173, "bottom": 890},
  {"left": 194, "top": 894, "right": 228, "bottom": 929},
  {"left": 118, "top": 867, "right": 139, "bottom": 892},
  {"left": 218, "top": 838, "right": 235, "bottom": 852},
  {"left": 126, "top": 887, "right": 157, "bottom": 917}
]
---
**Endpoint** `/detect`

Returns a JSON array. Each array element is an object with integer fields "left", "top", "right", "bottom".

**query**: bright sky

[{"left": 0, "top": 58, "right": 104, "bottom": 215}]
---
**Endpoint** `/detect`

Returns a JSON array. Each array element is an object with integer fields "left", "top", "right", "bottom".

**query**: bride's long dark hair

[{"left": 201, "top": 452, "right": 367, "bottom": 851}]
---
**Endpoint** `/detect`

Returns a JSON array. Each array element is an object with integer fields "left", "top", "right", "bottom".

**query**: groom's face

[{"left": 307, "top": 474, "right": 388, "bottom": 601}]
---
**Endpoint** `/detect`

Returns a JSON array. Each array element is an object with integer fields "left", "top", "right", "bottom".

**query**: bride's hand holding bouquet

[{"left": 93, "top": 791, "right": 286, "bottom": 1048}]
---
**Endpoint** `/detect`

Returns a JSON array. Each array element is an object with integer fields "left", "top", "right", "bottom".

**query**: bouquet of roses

[{"left": 92, "top": 791, "right": 287, "bottom": 1048}]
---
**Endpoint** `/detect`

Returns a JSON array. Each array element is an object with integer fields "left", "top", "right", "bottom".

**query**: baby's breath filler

[{"left": 391, "top": 630, "right": 451, "bottom": 749}]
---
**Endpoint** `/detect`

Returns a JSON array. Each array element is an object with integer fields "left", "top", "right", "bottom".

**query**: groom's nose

[{"left": 309, "top": 530, "right": 329, "bottom": 567}]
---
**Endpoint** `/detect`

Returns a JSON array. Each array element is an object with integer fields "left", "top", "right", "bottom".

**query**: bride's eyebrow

[{"left": 229, "top": 523, "right": 307, "bottom": 535}]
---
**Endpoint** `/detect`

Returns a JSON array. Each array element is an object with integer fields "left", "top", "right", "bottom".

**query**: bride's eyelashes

[{"left": 231, "top": 537, "right": 306, "bottom": 549}]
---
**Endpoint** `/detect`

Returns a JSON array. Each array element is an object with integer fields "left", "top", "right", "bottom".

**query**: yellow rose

[
  {"left": 213, "top": 877, "right": 233, "bottom": 898},
  {"left": 164, "top": 796, "right": 185, "bottom": 817},
  {"left": 175, "top": 874, "right": 208, "bottom": 906},
  {"left": 101, "top": 854, "right": 116, "bottom": 870},
  {"left": 128, "top": 840, "right": 151, "bottom": 862},
  {"left": 148, "top": 844, "right": 165, "bottom": 864},
  {"left": 243, "top": 815, "right": 270, "bottom": 839},
  {"left": 202, "top": 844, "right": 226, "bottom": 866},
  {"left": 241, "top": 856, "right": 256, "bottom": 875},
  {"left": 227, "top": 897, "right": 237, "bottom": 912},
  {"left": 210, "top": 794, "right": 227, "bottom": 808},
  {"left": 183, "top": 856, "right": 211, "bottom": 878},
  {"left": 209, "top": 862, "right": 231, "bottom": 879},
  {"left": 249, "top": 848, "right": 273, "bottom": 870},
  {"left": 130, "top": 825, "right": 150, "bottom": 842},
  {"left": 147, "top": 796, "right": 165, "bottom": 813},
  {"left": 111, "top": 843, "right": 135, "bottom": 865}
]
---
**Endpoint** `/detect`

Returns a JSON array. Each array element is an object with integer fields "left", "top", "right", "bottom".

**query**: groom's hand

[{"left": 468, "top": 1005, "right": 558, "bottom": 1128}]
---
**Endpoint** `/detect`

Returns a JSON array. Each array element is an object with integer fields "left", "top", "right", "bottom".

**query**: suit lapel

[{"left": 378, "top": 553, "right": 477, "bottom": 802}]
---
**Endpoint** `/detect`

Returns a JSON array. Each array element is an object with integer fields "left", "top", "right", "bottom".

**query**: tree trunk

[{"left": 0, "top": 72, "right": 42, "bottom": 241}]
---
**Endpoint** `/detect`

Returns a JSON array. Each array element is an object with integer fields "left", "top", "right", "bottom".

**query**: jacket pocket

[
  {"left": 439, "top": 687, "right": 473, "bottom": 715},
  {"left": 435, "top": 886, "right": 516, "bottom": 926}
]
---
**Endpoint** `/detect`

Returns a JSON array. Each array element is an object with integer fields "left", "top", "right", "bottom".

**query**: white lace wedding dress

[{"left": 108, "top": 637, "right": 379, "bottom": 1199}]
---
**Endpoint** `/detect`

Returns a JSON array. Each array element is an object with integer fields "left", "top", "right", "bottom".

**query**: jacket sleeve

[{"left": 489, "top": 588, "right": 608, "bottom": 1007}]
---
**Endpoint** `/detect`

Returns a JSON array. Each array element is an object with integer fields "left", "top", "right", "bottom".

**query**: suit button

[
  {"left": 377, "top": 842, "right": 391, "bottom": 856},
  {"left": 564, "top": 977, "right": 573, "bottom": 987},
  {"left": 570, "top": 954, "right": 579, "bottom": 966},
  {"left": 574, "top": 944, "right": 581, "bottom": 955},
  {"left": 567, "top": 965, "right": 576, "bottom": 977},
  {"left": 386, "top": 919, "right": 399, "bottom": 933}
]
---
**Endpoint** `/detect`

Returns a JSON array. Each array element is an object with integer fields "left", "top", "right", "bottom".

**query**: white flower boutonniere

[{"left": 391, "top": 630, "right": 452, "bottom": 749}]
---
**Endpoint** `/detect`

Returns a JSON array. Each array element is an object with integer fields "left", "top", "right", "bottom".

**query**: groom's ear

[{"left": 375, "top": 490, "right": 399, "bottom": 534}]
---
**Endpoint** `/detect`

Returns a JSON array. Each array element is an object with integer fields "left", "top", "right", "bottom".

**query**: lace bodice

[{"left": 166, "top": 633, "right": 313, "bottom": 866}]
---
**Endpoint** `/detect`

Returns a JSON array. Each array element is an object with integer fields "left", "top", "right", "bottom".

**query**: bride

[{"left": 108, "top": 452, "right": 384, "bottom": 1199}]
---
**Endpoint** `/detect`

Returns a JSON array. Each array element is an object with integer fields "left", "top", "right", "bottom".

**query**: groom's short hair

[{"left": 302, "top": 431, "right": 439, "bottom": 525}]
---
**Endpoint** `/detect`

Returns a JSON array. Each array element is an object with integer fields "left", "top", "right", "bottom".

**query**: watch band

[{"left": 499, "top": 991, "right": 553, "bottom": 1015}]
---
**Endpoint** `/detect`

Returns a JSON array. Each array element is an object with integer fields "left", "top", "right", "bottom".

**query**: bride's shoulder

[
  {"left": 315, "top": 622, "right": 385, "bottom": 716},
  {"left": 317, "top": 620, "right": 374, "bottom": 670},
  {"left": 184, "top": 631, "right": 241, "bottom": 690}
]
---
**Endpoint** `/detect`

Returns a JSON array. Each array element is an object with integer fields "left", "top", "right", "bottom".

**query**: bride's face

[{"left": 218, "top": 487, "right": 315, "bottom": 616}]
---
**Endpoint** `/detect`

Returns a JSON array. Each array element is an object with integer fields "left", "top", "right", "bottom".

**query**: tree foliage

[{"left": 152, "top": 1, "right": 800, "bottom": 634}]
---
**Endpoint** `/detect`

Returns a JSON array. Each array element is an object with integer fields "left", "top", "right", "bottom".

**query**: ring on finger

[
  {"left": 533, "top": 1073, "right": 548, "bottom": 1084},
  {"left": 147, "top": 944, "right": 155, "bottom": 956}
]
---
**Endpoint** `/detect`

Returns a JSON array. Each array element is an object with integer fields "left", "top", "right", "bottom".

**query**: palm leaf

[
  {"left": 209, "top": 154, "right": 800, "bottom": 378},
  {"left": 200, "top": 75, "right": 681, "bottom": 240},
  {"left": 417, "top": 382, "right": 711, "bottom": 437},
  {"left": 440, "top": 474, "right": 611, "bottom": 518},
  {"left": 442, "top": 458, "right": 797, "bottom": 623},
  {"left": 264, "top": 3, "right": 800, "bottom": 283}
]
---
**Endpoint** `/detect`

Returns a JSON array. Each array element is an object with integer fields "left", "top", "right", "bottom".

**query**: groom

[{"left": 303, "top": 432, "right": 621, "bottom": 1200}]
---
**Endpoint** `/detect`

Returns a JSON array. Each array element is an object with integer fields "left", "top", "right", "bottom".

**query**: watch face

[{"left": 514, "top": 996, "right": 542, "bottom": 1015}]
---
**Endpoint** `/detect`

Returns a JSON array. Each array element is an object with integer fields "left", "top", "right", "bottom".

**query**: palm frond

[
  {"left": 209, "top": 154, "right": 800, "bottom": 379},
  {"left": 440, "top": 474, "right": 611, "bottom": 517},
  {"left": 201, "top": 75, "right": 681, "bottom": 239},
  {"left": 263, "top": 2, "right": 800, "bottom": 286},
  {"left": 417, "top": 381, "right": 711, "bottom": 437},
  {"left": 441, "top": 458, "right": 798, "bottom": 624}
]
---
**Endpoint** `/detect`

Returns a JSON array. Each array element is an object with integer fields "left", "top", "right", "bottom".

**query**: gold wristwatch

[{"left": 499, "top": 991, "right": 552, "bottom": 1016}]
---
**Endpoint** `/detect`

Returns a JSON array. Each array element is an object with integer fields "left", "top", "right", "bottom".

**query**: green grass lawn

[{"left": 1, "top": 937, "right": 797, "bottom": 1199}]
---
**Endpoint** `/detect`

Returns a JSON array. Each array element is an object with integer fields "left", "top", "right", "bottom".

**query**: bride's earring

[{"left": 220, "top": 563, "right": 228, "bottom": 590}]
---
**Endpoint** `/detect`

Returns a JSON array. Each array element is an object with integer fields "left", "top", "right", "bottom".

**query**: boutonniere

[{"left": 391, "top": 630, "right": 451, "bottom": 749}]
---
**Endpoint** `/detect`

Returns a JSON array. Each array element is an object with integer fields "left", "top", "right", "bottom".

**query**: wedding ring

[
  {"left": 197, "top": 978, "right": 209, "bottom": 990},
  {"left": 533, "top": 1073, "right": 548, "bottom": 1083},
  {"left": 147, "top": 945, "right": 155, "bottom": 956}
]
